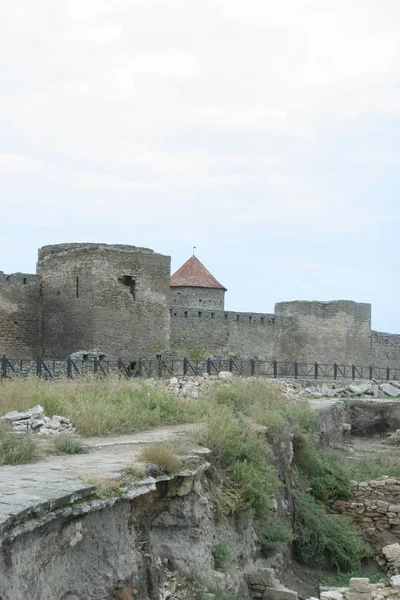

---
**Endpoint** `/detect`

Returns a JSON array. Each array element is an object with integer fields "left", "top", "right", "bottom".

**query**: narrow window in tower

[
  {"left": 39, "top": 282, "right": 43, "bottom": 297},
  {"left": 184, "top": 311, "right": 188, "bottom": 317},
  {"left": 76, "top": 276, "right": 79, "bottom": 298},
  {"left": 211, "top": 313, "right": 215, "bottom": 319},
  {"left": 118, "top": 275, "right": 136, "bottom": 299},
  {"left": 23, "top": 277, "right": 27, "bottom": 284}
]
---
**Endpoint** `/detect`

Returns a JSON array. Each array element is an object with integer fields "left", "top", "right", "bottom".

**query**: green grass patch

[
  {"left": 0, "top": 421, "right": 37, "bottom": 465},
  {"left": 53, "top": 436, "right": 89, "bottom": 455}
]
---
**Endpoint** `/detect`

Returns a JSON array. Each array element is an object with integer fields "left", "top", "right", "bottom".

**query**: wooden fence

[{"left": 1, "top": 355, "right": 399, "bottom": 381}]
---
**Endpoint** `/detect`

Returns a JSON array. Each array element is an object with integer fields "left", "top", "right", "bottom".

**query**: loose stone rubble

[
  {"left": 162, "top": 374, "right": 400, "bottom": 401},
  {"left": 1, "top": 405, "right": 75, "bottom": 435},
  {"left": 320, "top": 577, "right": 400, "bottom": 600}
]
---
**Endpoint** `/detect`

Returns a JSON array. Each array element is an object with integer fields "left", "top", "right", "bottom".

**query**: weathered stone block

[{"left": 349, "top": 578, "right": 371, "bottom": 593}]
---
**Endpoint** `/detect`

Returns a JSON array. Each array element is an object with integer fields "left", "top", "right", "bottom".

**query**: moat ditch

[{"left": 2, "top": 380, "right": 400, "bottom": 600}]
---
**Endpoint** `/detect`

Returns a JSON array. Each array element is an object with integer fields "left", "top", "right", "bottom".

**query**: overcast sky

[{"left": 0, "top": 0, "right": 398, "bottom": 332}]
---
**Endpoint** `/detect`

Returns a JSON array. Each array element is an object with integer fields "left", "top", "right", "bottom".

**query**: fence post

[
  {"left": 369, "top": 365, "right": 373, "bottom": 380},
  {"left": 294, "top": 361, "right": 298, "bottom": 379},
  {"left": 352, "top": 364, "right": 356, "bottom": 380},
  {"left": 250, "top": 359, "right": 255, "bottom": 376},
  {"left": 1, "top": 355, "right": 7, "bottom": 379},
  {"left": 183, "top": 357, "right": 188, "bottom": 376},
  {"left": 273, "top": 359, "right": 277, "bottom": 379},
  {"left": 66, "top": 357, "right": 72, "bottom": 379},
  {"left": 94, "top": 358, "right": 98, "bottom": 374},
  {"left": 138, "top": 359, "right": 142, "bottom": 377},
  {"left": 387, "top": 367, "right": 390, "bottom": 381},
  {"left": 334, "top": 363, "right": 338, "bottom": 381},
  {"left": 314, "top": 362, "right": 318, "bottom": 380},
  {"left": 229, "top": 358, "right": 233, "bottom": 373},
  {"left": 207, "top": 358, "right": 211, "bottom": 376}
]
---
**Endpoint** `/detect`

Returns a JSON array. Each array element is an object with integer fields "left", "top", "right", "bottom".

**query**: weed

[
  {"left": 345, "top": 454, "right": 400, "bottom": 481},
  {"left": 138, "top": 446, "right": 183, "bottom": 473},
  {"left": 53, "top": 436, "right": 89, "bottom": 455},
  {"left": 0, "top": 421, "right": 37, "bottom": 465},
  {"left": 211, "top": 542, "right": 233, "bottom": 572}
]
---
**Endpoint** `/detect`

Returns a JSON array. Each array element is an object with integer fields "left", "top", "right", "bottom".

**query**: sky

[{"left": 0, "top": 0, "right": 399, "bottom": 333}]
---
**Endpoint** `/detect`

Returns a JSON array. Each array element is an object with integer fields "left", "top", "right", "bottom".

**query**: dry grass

[
  {"left": 138, "top": 446, "right": 183, "bottom": 473},
  {"left": 0, "top": 375, "right": 206, "bottom": 437},
  {"left": 0, "top": 421, "right": 37, "bottom": 465},
  {"left": 82, "top": 474, "right": 124, "bottom": 496}
]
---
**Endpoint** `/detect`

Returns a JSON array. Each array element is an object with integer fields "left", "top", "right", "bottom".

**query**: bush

[
  {"left": 255, "top": 516, "right": 293, "bottom": 557},
  {"left": 211, "top": 542, "right": 233, "bottom": 572},
  {"left": 295, "top": 444, "right": 352, "bottom": 503},
  {"left": 0, "top": 421, "right": 37, "bottom": 465},
  {"left": 53, "top": 436, "right": 89, "bottom": 455},
  {"left": 138, "top": 446, "right": 183, "bottom": 473},
  {"left": 292, "top": 490, "right": 368, "bottom": 571}
]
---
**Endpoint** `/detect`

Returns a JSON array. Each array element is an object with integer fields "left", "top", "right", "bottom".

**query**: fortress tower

[
  {"left": 37, "top": 243, "right": 171, "bottom": 358},
  {"left": 170, "top": 255, "right": 226, "bottom": 310}
]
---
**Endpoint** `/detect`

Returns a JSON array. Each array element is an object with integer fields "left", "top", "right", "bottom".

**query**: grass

[
  {"left": 0, "top": 375, "right": 206, "bottom": 437},
  {"left": 138, "top": 446, "right": 183, "bottom": 473},
  {"left": 0, "top": 421, "right": 37, "bottom": 465},
  {"left": 53, "top": 436, "right": 89, "bottom": 454},
  {"left": 345, "top": 454, "right": 400, "bottom": 481},
  {"left": 82, "top": 464, "right": 147, "bottom": 498}
]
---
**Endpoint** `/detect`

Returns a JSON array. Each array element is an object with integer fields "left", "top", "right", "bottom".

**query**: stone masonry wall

[
  {"left": 37, "top": 243, "right": 171, "bottom": 358},
  {"left": 332, "top": 477, "right": 400, "bottom": 537},
  {"left": 170, "top": 308, "right": 294, "bottom": 359},
  {"left": 371, "top": 331, "right": 400, "bottom": 369},
  {"left": 275, "top": 300, "right": 372, "bottom": 365},
  {"left": 170, "top": 286, "right": 225, "bottom": 310},
  {"left": 0, "top": 274, "right": 39, "bottom": 358}
]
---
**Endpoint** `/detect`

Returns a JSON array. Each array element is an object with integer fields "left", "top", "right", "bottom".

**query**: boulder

[
  {"left": 349, "top": 578, "right": 371, "bottom": 593},
  {"left": 390, "top": 575, "right": 400, "bottom": 588},
  {"left": 1, "top": 411, "right": 31, "bottom": 422},
  {"left": 218, "top": 371, "right": 233, "bottom": 380},
  {"left": 27, "top": 405, "right": 44, "bottom": 418},
  {"left": 380, "top": 384, "right": 400, "bottom": 398},
  {"left": 349, "top": 384, "right": 363, "bottom": 395}
]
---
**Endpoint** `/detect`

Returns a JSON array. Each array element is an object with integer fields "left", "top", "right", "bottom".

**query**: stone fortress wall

[{"left": 0, "top": 242, "right": 399, "bottom": 366}]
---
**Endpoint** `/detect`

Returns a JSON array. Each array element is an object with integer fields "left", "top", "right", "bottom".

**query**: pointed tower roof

[{"left": 171, "top": 256, "right": 227, "bottom": 290}]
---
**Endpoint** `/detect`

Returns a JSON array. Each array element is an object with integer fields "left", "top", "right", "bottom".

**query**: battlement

[{"left": 0, "top": 272, "right": 37, "bottom": 285}]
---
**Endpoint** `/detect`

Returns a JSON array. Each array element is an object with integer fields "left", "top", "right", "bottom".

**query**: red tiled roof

[{"left": 170, "top": 256, "right": 227, "bottom": 290}]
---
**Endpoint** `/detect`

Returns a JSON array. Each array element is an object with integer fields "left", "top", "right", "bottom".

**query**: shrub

[
  {"left": 292, "top": 490, "right": 368, "bottom": 571},
  {"left": 53, "top": 436, "right": 89, "bottom": 455},
  {"left": 211, "top": 542, "right": 233, "bottom": 572},
  {"left": 295, "top": 444, "right": 352, "bottom": 503},
  {"left": 0, "top": 421, "right": 37, "bottom": 465},
  {"left": 255, "top": 516, "right": 293, "bottom": 557},
  {"left": 138, "top": 446, "right": 183, "bottom": 473}
]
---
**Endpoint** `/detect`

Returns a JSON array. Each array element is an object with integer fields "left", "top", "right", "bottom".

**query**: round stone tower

[
  {"left": 37, "top": 243, "right": 171, "bottom": 358},
  {"left": 170, "top": 255, "right": 226, "bottom": 310}
]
